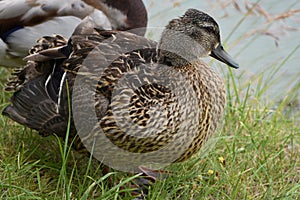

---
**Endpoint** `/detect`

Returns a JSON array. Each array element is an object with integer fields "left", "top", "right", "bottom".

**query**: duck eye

[{"left": 206, "top": 26, "right": 215, "bottom": 33}]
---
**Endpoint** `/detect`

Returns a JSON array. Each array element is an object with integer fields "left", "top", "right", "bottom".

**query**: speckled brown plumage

[{"left": 3, "top": 9, "right": 239, "bottom": 170}]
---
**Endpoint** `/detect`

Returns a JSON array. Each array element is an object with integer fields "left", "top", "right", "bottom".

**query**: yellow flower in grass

[
  {"left": 218, "top": 156, "right": 225, "bottom": 164},
  {"left": 207, "top": 169, "right": 214, "bottom": 175}
]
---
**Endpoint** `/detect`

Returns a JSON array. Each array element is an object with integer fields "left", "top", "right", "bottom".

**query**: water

[{"left": 143, "top": 0, "right": 300, "bottom": 102}]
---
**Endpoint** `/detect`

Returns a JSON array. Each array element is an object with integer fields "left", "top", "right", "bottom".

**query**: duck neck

[{"left": 157, "top": 28, "right": 206, "bottom": 67}]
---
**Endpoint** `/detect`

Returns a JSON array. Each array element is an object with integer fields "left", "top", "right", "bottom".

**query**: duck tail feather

[{"left": 3, "top": 74, "right": 65, "bottom": 135}]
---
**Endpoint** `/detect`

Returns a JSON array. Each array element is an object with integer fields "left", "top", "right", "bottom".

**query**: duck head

[{"left": 158, "top": 9, "right": 239, "bottom": 68}]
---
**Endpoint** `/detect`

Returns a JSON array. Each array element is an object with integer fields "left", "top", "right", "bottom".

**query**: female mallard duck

[
  {"left": 0, "top": 0, "right": 147, "bottom": 67},
  {"left": 3, "top": 7, "right": 238, "bottom": 181}
]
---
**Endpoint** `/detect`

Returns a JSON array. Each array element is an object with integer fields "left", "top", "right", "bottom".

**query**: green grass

[
  {"left": 0, "top": 1, "right": 299, "bottom": 198},
  {"left": 0, "top": 60, "right": 299, "bottom": 199}
]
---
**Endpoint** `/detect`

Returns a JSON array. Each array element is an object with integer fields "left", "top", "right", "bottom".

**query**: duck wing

[
  {"left": 62, "top": 30, "right": 157, "bottom": 124},
  {"left": 3, "top": 66, "right": 68, "bottom": 137},
  {"left": 3, "top": 35, "right": 70, "bottom": 136},
  {"left": 3, "top": 28, "right": 157, "bottom": 138}
]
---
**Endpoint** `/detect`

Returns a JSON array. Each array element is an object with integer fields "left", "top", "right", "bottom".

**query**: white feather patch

[{"left": 57, "top": 71, "right": 67, "bottom": 113}]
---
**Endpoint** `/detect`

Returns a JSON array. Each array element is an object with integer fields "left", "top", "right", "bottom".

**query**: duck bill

[{"left": 210, "top": 44, "right": 239, "bottom": 69}]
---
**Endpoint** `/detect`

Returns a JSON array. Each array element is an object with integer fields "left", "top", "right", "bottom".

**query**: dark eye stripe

[{"left": 204, "top": 25, "right": 218, "bottom": 34}]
